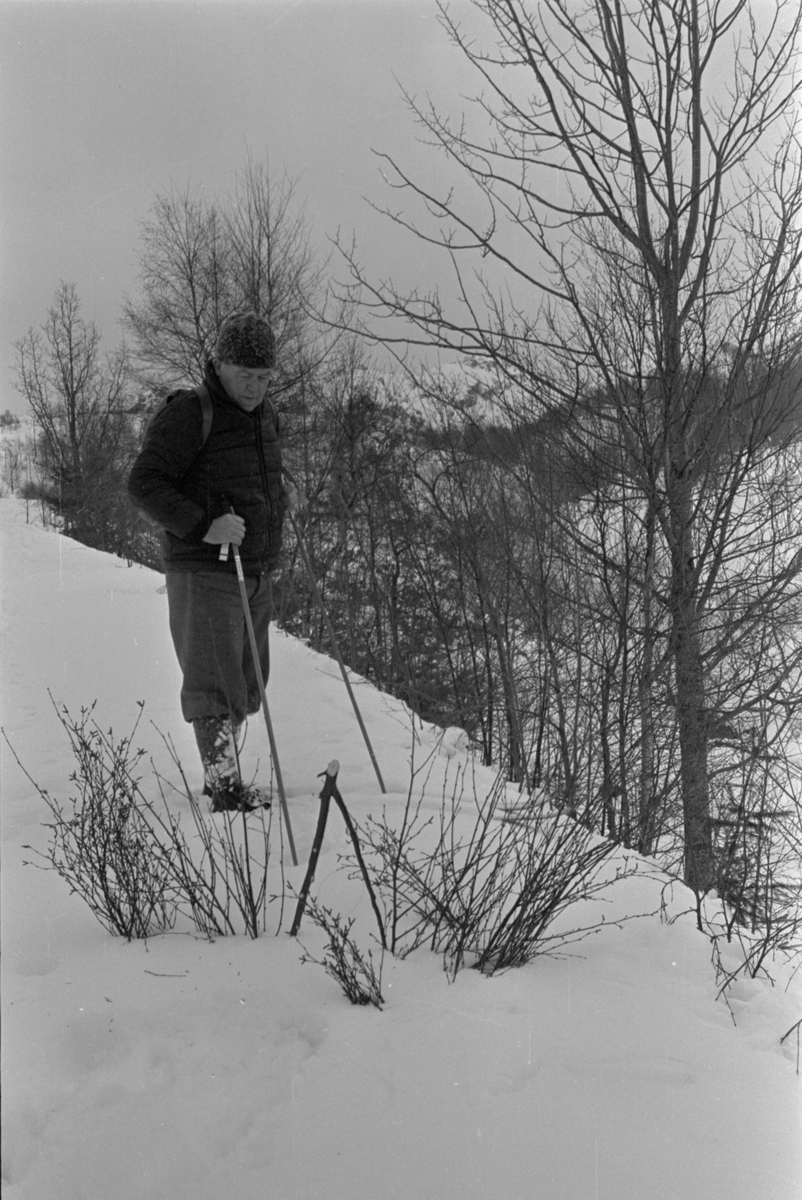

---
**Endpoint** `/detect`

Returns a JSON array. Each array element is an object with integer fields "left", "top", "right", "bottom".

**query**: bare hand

[{"left": 204, "top": 512, "right": 246, "bottom": 545}]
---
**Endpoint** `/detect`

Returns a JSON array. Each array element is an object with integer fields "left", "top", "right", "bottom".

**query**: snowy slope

[{"left": 1, "top": 498, "right": 800, "bottom": 1200}]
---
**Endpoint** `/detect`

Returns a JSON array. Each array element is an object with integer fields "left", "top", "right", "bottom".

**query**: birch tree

[
  {"left": 14, "top": 282, "right": 135, "bottom": 551},
  {"left": 123, "top": 155, "right": 324, "bottom": 397}
]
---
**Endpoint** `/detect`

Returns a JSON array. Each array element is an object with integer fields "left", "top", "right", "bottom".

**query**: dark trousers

[{"left": 165, "top": 570, "right": 273, "bottom": 726}]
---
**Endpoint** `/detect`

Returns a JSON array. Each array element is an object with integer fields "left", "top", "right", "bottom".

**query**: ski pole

[
  {"left": 228, "top": 532, "right": 298, "bottom": 866},
  {"left": 288, "top": 508, "right": 387, "bottom": 794}
]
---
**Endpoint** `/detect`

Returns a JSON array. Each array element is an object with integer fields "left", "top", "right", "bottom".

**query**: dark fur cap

[{"left": 215, "top": 312, "right": 276, "bottom": 369}]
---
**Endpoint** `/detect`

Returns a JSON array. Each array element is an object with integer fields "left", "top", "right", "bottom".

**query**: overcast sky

[{"left": 1, "top": 0, "right": 483, "bottom": 411}]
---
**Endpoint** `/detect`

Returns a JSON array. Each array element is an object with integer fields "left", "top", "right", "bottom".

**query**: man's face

[{"left": 215, "top": 360, "right": 273, "bottom": 412}]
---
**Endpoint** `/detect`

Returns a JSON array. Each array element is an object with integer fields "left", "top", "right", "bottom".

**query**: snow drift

[{"left": 1, "top": 499, "right": 800, "bottom": 1200}]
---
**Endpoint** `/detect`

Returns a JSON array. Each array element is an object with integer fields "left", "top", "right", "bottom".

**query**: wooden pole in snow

[{"left": 289, "top": 510, "right": 387, "bottom": 795}]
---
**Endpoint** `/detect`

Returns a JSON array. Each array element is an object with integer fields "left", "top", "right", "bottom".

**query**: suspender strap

[{"left": 195, "top": 383, "right": 213, "bottom": 447}]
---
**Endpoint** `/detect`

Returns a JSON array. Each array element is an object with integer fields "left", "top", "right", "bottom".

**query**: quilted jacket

[{"left": 128, "top": 362, "right": 285, "bottom": 575}]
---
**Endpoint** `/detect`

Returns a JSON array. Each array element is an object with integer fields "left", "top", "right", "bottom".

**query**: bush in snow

[
  {"left": 150, "top": 734, "right": 280, "bottom": 940},
  {"left": 299, "top": 895, "right": 385, "bottom": 1009},
  {"left": 12, "top": 700, "right": 282, "bottom": 942},
  {"left": 682, "top": 741, "right": 802, "bottom": 1013},
  {"left": 711, "top": 749, "right": 802, "bottom": 942},
  {"left": 360, "top": 759, "right": 640, "bottom": 980},
  {"left": 17, "top": 701, "right": 177, "bottom": 940}
]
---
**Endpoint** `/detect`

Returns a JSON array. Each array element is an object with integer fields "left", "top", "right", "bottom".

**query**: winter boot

[
  {"left": 193, "top": 715, "right": 239, "bottom": 807},
  {"left": 192, "top": 716, "right": 270, "bottom": 812},
  {"left": 205, "top": 777, "right": 272, "bottom": 813}
]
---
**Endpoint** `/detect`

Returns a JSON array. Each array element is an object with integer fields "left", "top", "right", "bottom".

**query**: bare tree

[
  {"left": 123, "top": 155, "right": 326, "bottom": 398},
  {"left": 340, "top": 0, "right": 802, "bottom": 891},
  {"left": 226, "top": 155, "right": 322, "bottom": 356},
  {"left": 122, "top": 189, "right": 229, "bottom": 387},
  {"left": 13, "top": 282, "right": 136, "bottom": 551}
]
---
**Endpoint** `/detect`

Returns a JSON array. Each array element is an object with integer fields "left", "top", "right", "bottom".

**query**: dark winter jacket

[{"left": 128, "top": 362, "right": 285, "bottom": 575}]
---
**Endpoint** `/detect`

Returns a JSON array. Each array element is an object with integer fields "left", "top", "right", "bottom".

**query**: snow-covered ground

[{"left": 1, "top": 497, "right": 800, "bottom": 1200}]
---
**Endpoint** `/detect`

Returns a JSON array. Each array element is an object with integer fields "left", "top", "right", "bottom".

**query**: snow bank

[{"left": 1, "top": 498, "right": 799, "bottom": 1200}]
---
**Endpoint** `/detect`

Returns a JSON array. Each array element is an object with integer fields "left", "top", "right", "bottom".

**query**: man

[{"left": 128, "top": 311, "right": 298, "bottom": 811}]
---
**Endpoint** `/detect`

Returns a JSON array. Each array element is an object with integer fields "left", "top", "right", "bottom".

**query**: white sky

[
  {"left": 2, "top": 0, "right": 797, "bottom": 415},
  {"left": 0, "top": 0, "right": 481, "bottom": 410}
]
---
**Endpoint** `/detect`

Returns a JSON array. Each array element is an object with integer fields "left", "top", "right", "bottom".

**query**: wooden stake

[
  {"left": 289, "top": 510, "right": 387, "bottom": 794},
  {"left": 290, "top": 760, "right": 386, "bottom": 947}
]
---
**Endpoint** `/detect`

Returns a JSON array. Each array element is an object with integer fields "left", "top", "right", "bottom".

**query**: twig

[
  {"left": 779, "top": 1017, "right": 801, "bottom": 1074},
  {"left": 780, "top": 1017, "right": 802, "bottom": 1042}
]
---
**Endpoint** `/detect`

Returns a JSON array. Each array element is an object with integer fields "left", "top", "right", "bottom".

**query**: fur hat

[{"left": 214, "top": 312, "right": 276, "bottom": 369}]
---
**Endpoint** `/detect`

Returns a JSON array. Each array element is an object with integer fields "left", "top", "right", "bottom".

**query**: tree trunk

[
  {"left": 637, "top": 516, "right": 658, "bottom": 854},
  {"left": 668, "top": 485, "right": 714, "bottom": 891}
]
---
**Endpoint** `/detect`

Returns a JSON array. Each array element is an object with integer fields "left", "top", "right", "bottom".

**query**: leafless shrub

[
  {"left": 361, "top": 761, "right": 639, "bottom": 979},
  {"left": 661, "top": 877, "right": 801, "bottom": 1029},
  {"left": 149, "top": 734, "right": 278, "bottom": 940},
  {"left": 12, "top": 701, "right": 177, "bottom": 940},
  {"left": 703, "top": 881, "right": 802, "bottom": 1011},
  {"left": 701, "top": 746, "right": 802, "bottom": 1011},
  {"left": 299, "top": 895, "right": 385, "bottom": 1008},
  {"left": 9, "top": 700, "right": 281, "bottom": 942}
]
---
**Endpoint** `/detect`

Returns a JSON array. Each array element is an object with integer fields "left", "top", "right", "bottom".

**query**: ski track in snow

[{"left": 1, "top": 498, "right": 800, "bottom": 1200}]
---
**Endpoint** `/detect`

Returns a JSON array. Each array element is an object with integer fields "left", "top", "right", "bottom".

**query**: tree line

[{"left": 7, "top": 0, "right": 802, "bottom": 921}]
